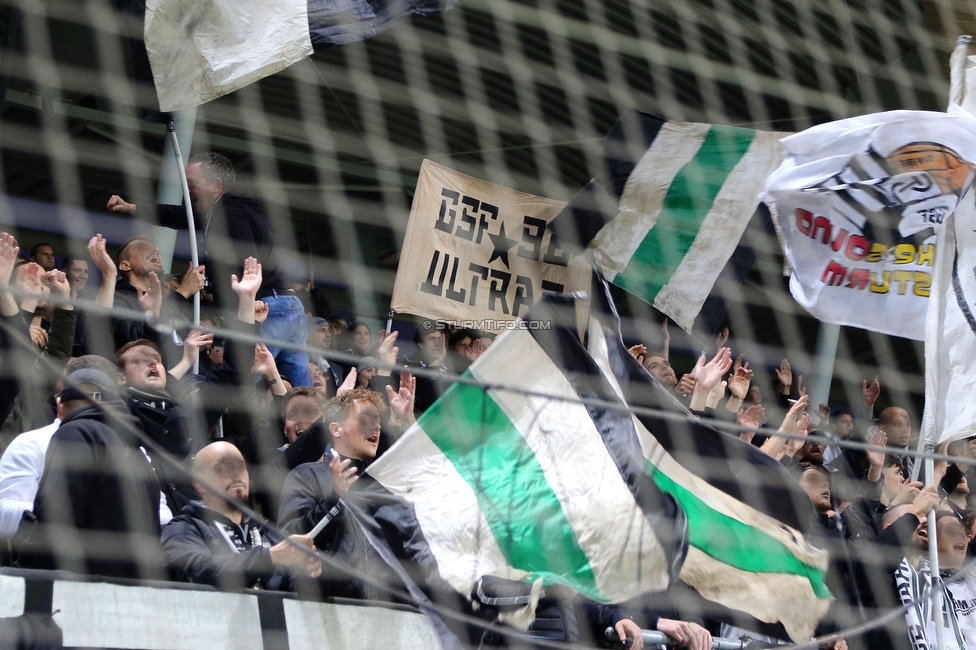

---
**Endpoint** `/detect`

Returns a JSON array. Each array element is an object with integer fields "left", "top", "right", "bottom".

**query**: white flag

[{"left": 763, "top": 110, "right": 976, "bottom": 340}]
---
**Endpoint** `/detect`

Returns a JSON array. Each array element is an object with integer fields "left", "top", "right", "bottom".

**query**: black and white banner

[
  {"left": 763, "top": 110, "right": 976, "bottom": 340},
  {"left": 392, "top": 159, "right": 589, "bottom": 331}
]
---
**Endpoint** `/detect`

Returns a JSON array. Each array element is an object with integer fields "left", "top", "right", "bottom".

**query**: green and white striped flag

[
  {"left": 364, "top": 285, "right": 831, "bottom": 642},
  {"left": 586, "top": 277, "right": 831, "bottom": 642},
  {"left": 365, "top": 313, "right": 688, "bottom": 607},
  {"left": 552, "top": 111, "right": 787, "bottom": 332}
]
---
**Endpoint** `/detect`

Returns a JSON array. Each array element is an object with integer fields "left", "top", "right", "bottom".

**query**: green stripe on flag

[
  {"left": 418, "top": 374, "right": 603, "bottom": 599},
  {"left": 614, "top": 124, "right": 757, "bottom": 302},
  {"left": 646, "top": 461, "right": 831, "bottom": 599}
]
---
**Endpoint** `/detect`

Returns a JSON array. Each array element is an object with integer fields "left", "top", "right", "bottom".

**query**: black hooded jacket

[{"left": 14, "top": 402, "right": 165, "bottom": 580}]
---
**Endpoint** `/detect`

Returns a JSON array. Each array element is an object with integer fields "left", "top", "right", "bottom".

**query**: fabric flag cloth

[
  {"left": 145, "top": 0, "right": 456, "bottom": 112},
  {"left": 548, "top": 110, "right": 786, "bottom": 332},
  {"left": 922, "top": 37, "right": 976, "bottom": 445},
  {"left": 364, "top": 297, "right": 689, "bottom": 611},
  {"left": 391, "top": 159, "right": 590, "bottom": 331},
  {"left": 365, "top": 276, "right": 831, "bottom": 642},
  {"left": 921, "top": 188, "right": 976, "bottom": 444},
  {"left": 762, "top": 110, "right": 976, "bottom": 341},
  {"left": 585, "top": 275, "right": 831, "bottom": 642}
]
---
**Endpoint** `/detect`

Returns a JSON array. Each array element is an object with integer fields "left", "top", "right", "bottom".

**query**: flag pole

[
  {"left": 166, "top": 120, "right": 202, "bottom": 374},
  {"left": 811, "top": 322, "right": 840, "bottom": 424},
  {"left": 925, "top": 446, "right": 946, "bottom": 650},
  {"left": 386, "top": 308, "right": 395, "bottom": 335}
]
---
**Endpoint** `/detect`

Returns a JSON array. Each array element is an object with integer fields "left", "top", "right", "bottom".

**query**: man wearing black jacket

[
  {"left": 14, "top": 368, "right": 165, "bottom": 581},
  {"left": 161, "top": 441, "right": 320, "bottom": 590},
  {"left": 277, "top": 388, "right": 402, "bottom": 600},
  {"left": 110, "top": 236, "right": 205, "bottom": 361},
  {"left": 107, "top": 152, "right": 310, "bottom": 386}
]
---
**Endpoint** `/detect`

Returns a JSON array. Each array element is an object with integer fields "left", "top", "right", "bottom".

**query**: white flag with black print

[{"left": 763, "top": 109, "right": 976, "bottom": 340}]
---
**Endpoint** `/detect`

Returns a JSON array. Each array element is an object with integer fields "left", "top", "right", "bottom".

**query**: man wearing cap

[
  {"left": 12, "top": 367, "right": 166, "bottom": 580},
  {"left": 0, "top": 357, "right": 148, "bottom": 540}
]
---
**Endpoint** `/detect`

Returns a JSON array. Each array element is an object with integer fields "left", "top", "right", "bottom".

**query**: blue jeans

[{"left": 261, "top": 293, "right": 312, "bottom": 387}]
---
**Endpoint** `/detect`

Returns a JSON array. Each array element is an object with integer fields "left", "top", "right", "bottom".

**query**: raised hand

[
  {"left": 714, "top": 327, "right": 729, "bottom": 350},
  {"left": 42, "top": 269, "right": 71, "bottom": 310},
  {"left": 778, "top": 394, "right": 810, "bottom": 433},
  {"left": 727, "top": 355, "right": 753, "bottom": 399},
  {"left": 689, "top": 347, "right": 733, "bottom": 411},
  {"left": 737, "top": 404, "right": 765, "bottom": 429},
  {"left": 776, "top": 359, "right": 793, "bottom": 394},
  {"left": 386, "top": 369, "right": 416, "bottom": 425},
  {"left": 865, "top": 428, "right": 887, "bottom": 469},
  {"left": 16, "top": 262, "right": 47, "bottom": 296},
  {"left": 87, "top": 234, "right": 116, "bottom": 277},
  {"left": 818, "top": 403, "right": 831, "bottom": 424},
  {"left": 329, "top": 453, "right": 359, "bottom": 496},
  {"left": 696, "top": 347, "right": 733, "bottom": 392},
  {"left": 231, "top": 257, "right": 263, "bottom": 298},
  {"left": 782, "top": 412, "right": 811, "bottom": 459},
  {"left": 183, "top": 330, "right": 213, "bottom": 364},
  {"left": 106, "top": 195, "right": 137, "bottom": 213},
  {"left": 862, "top": 376, "right": 881, "bottom": 408},
  {"left": 16, "top": 263, "right": 48, "bottom": 314},
  {"left": 375, "top": 331, "right": 400, "bottom": 376},
  {"left": 251, "top": 342, "right": 279, "bottom": 378},
  {"left": 337, "top": 368, "right": 357, "bottom": 397},
  {"left": 628, "top": 343, "right": 647, "bottom": 364},
  {"left": 0, "top": 232, "right": 20, "bottom": 286},
  {"left": 796, "top": 375, "right": 806, "bottom": 398},
  {"left": 138, "top": 271, "right": 163, "bottom": 316},
  {"left": 42, "top": 269, "right": 70, "bottom": 298}
]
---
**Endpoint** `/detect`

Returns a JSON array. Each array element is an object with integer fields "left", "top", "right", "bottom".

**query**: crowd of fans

[{"left": 0, "top": 153, "right": 971, "bottom": 650}]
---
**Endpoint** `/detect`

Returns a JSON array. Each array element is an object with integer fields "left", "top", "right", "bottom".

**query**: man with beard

[
  {"left": 161, "top": 441, "right": 321, "bottom": 590},
  {"left": 111, "top": 236, "right": 206, "bottom": 359}
]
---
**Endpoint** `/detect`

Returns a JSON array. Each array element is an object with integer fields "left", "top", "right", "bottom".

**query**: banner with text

[
  {"left": 392, "top": 159, "right": 589, "bottom": 330},
  {"left": 763, "top": 110, "right": 976, "bottom": 340}
]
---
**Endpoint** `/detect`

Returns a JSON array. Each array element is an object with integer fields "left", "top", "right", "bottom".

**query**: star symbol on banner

[{"left": 487, "top": 222, "right": 518, "bottom": 268}]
